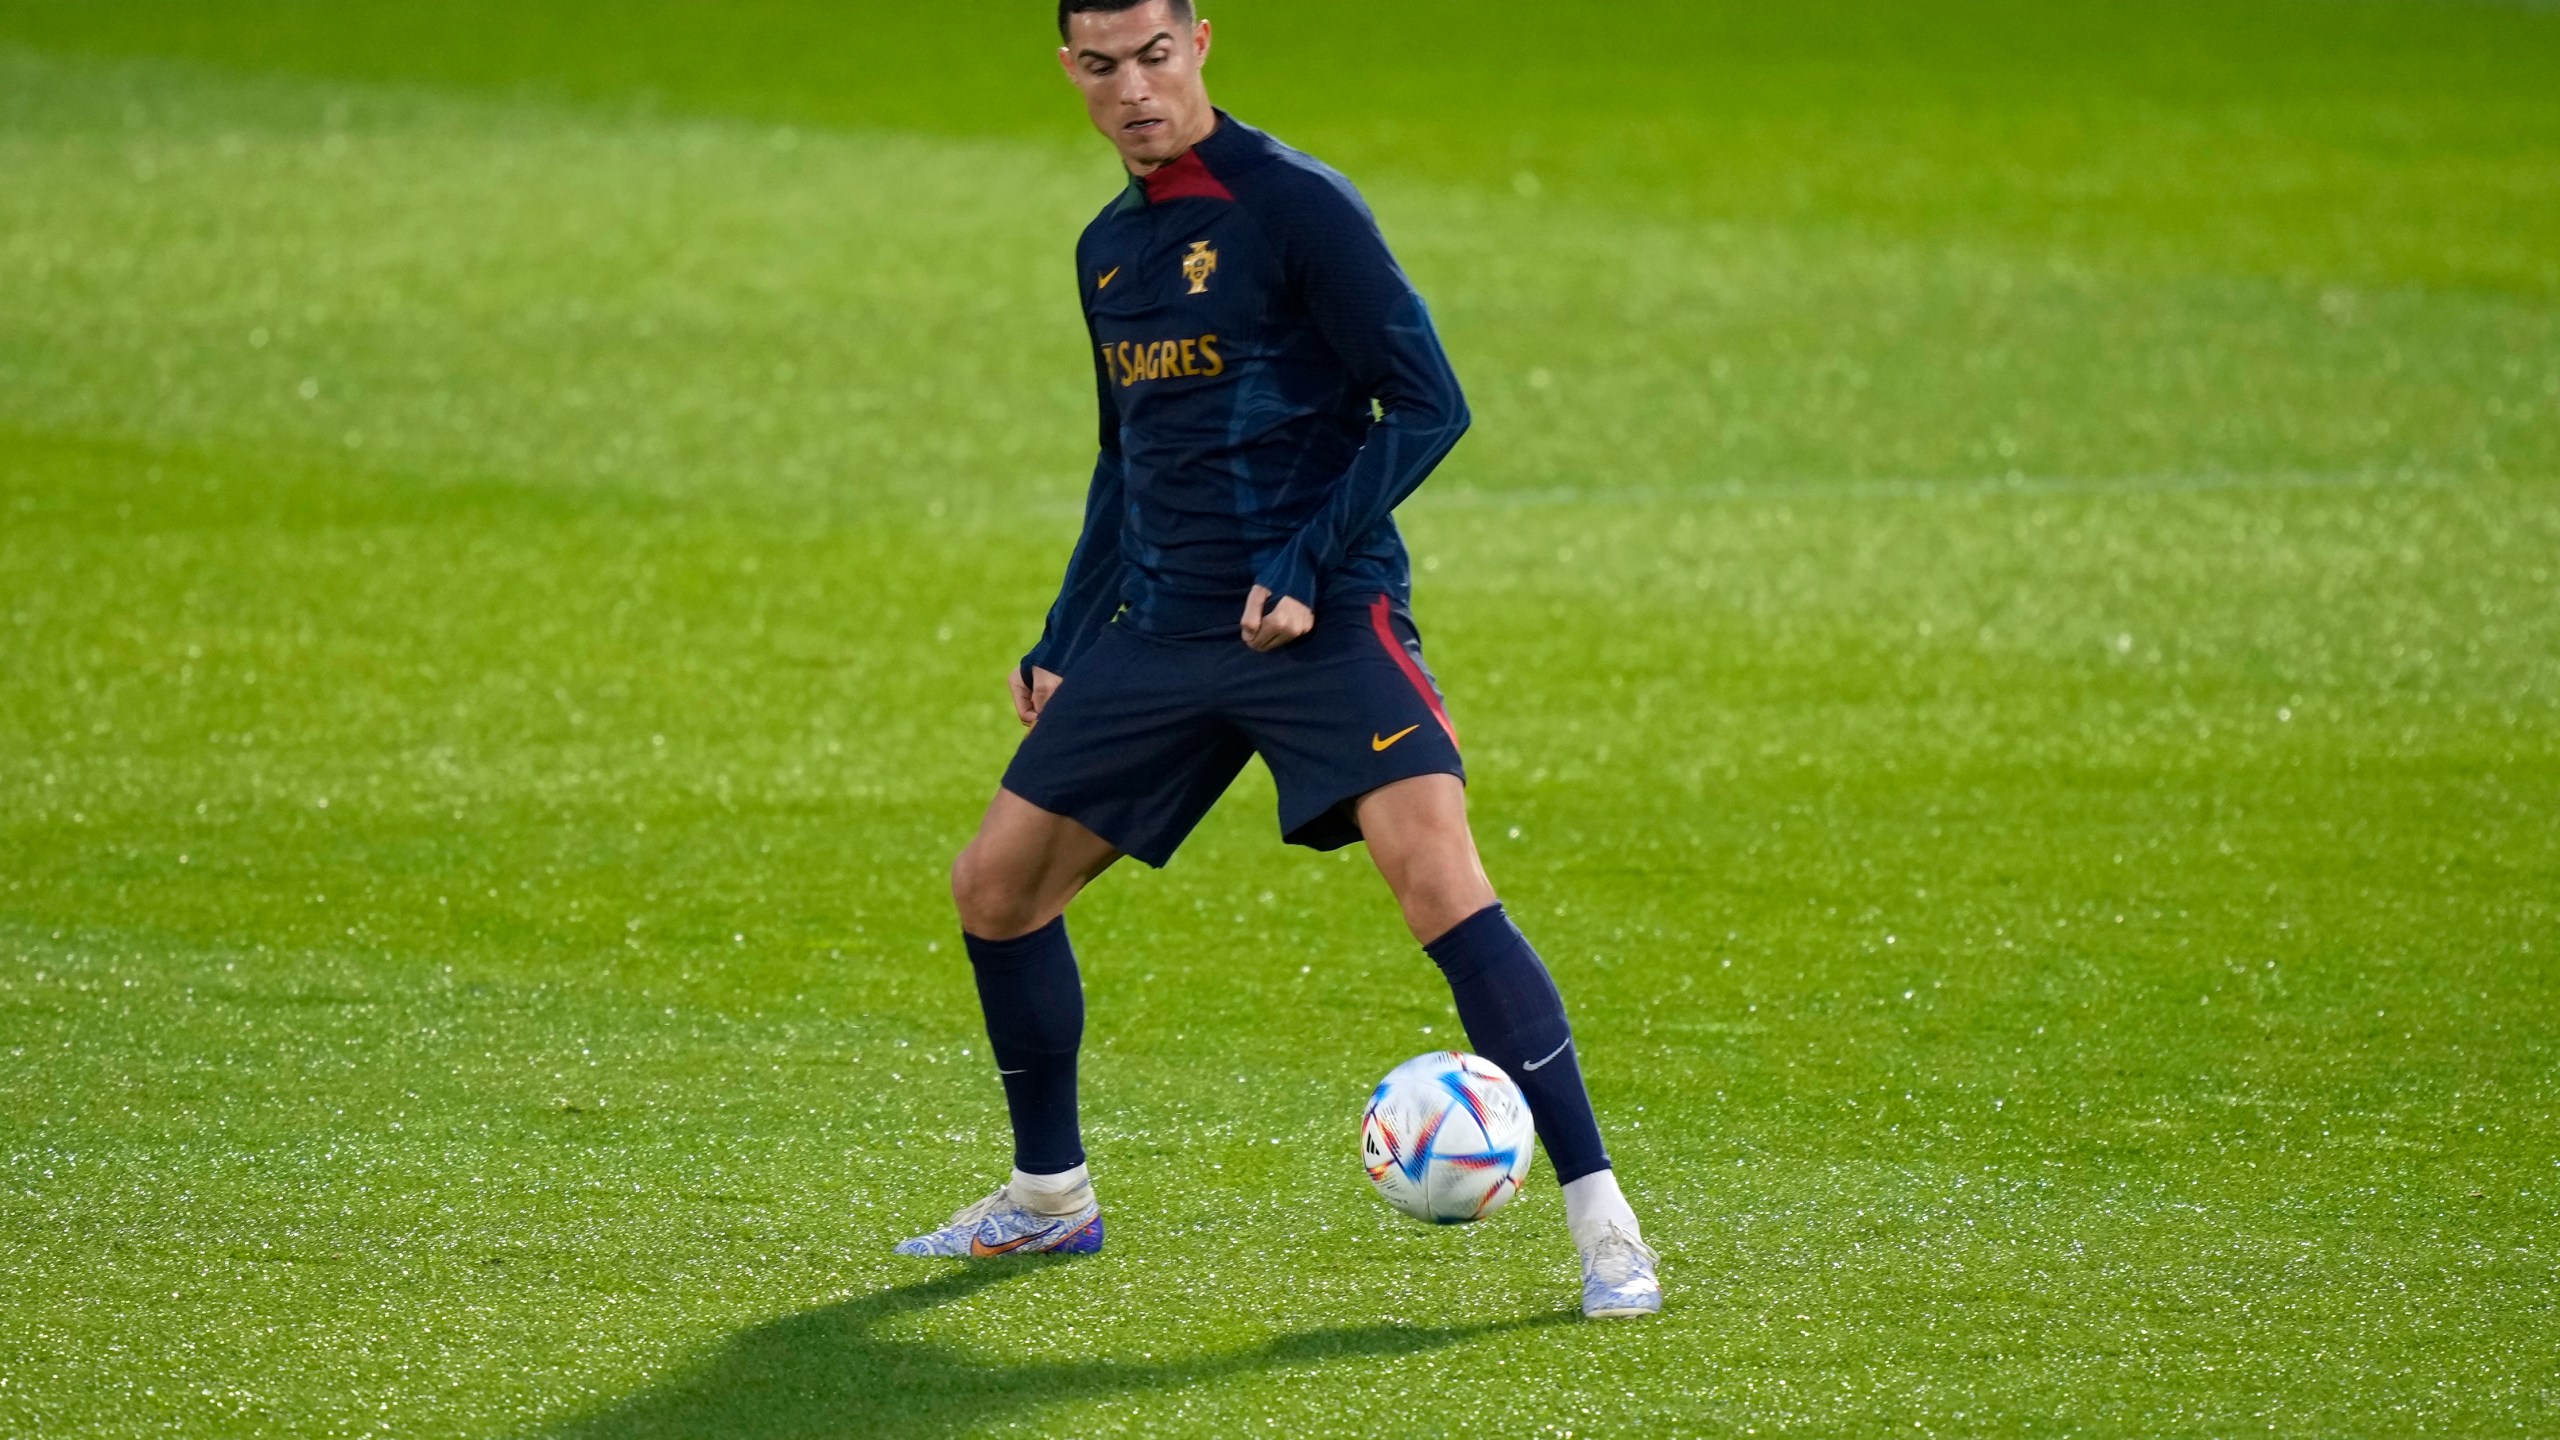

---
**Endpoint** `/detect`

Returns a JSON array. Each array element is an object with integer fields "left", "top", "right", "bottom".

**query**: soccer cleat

[
  {"left": 892, "top": 1184, "right": 1105, "bottom": 1259},
  {"left": 1581, "top": 1224, "right": 1662, "bottom": 1318}
]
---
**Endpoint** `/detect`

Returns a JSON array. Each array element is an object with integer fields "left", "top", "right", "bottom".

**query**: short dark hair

[{"left": 1058, "top": 0, "right": 1194, "bottom": 43}]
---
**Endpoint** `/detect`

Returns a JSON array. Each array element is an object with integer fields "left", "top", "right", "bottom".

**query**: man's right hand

[{"left": 1010, "top": 665, "right": 1064, "bottom": 728}]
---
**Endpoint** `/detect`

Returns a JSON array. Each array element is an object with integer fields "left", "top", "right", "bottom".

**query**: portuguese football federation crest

[{"left": 1182, "top": 240, "right": 1218, "bottom": 295}]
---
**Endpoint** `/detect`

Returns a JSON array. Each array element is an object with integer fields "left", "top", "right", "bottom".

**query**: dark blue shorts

[{"left": 1002, "top": 593, "right": 1465, "bottom": 867}]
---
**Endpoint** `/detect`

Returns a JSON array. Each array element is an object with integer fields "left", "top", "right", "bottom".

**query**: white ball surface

[{"left": 1360, "top": 1051, "right": 1537, "bottom": 1224}]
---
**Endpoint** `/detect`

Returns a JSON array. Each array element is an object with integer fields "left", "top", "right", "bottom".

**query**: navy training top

[{"left": 1023, "top": 112, "right": 1471, "bottom": 675}]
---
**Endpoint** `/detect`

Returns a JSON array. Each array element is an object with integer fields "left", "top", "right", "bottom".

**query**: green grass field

[{"left": 4, "top": 1, "right": 2557, "bottom": 1433}]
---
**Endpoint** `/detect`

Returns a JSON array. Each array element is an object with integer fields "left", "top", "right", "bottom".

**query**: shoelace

[
  {"left": 940, "top": 1187, "right": 1013, "bottom": 1229},
  {"left": 1585, "top": 1225, "right": 1657, "bottom": 1286}
]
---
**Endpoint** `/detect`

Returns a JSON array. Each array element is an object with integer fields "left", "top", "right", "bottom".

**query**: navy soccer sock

[
  {"left": 964, "top": 917, "right": 1086, "bottom": 1176},
  {"left": 1423, "top": 902, "right": 1612, "bottom": 1184}
]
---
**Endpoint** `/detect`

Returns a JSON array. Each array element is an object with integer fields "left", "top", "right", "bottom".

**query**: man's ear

[
  {"left": 1057, "top": 46, "right": 1078, "bottom": 80},
  {"left": 1194, "top": 18, "right": 1213, "bottom": 64}
]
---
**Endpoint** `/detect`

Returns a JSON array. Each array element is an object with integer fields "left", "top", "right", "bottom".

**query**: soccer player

[{"left": 895, "top": 0, "right": 1661, "bottom": 1320}]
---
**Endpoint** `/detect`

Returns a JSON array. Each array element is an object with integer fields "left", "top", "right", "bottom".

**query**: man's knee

[
  {"left": 1357, "top": 776, "right": 1494, "bottom": 940},
  {"left": 1389, "top": 863, "right": 1498, "bottom": 945},
  {"left": 950, "top": 842, "right": 1041, "bottom": 940}
]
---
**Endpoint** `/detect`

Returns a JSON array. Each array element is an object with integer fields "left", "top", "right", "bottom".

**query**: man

[{"left": 894, "top": 0, "right": 1661, "bottom": 1320}]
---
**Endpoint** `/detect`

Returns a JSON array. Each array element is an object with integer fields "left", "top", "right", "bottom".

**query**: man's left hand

[{"left": 1240, "top": 585, "right": 1315, "bottom": 652}]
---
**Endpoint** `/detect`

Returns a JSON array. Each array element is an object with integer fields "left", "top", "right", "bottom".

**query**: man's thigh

[
  {"left": 967, "top": 788, "right": 1124, "bottom": 890},
  {"left": 951, "top": 788, "right": 1124, "bottom": 938}
]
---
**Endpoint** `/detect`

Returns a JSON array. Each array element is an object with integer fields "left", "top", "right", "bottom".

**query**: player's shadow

[{"left": 546, "top": 1261, "right": 1563, "bottom": 1440}]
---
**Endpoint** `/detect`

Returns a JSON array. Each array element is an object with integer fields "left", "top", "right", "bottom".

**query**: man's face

[{"left": 1059, "top": 3, "right": 1214, "bottom": 173}]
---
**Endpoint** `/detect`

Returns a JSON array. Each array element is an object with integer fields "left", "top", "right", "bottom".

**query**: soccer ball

[{"left": 1361, "top": 1051, "right": 1536, "bottom": 1224}]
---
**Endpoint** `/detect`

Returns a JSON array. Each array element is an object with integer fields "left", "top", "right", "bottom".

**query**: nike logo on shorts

[{"left": 1372, "top": 724, "right": 1421, "bottom": 752}]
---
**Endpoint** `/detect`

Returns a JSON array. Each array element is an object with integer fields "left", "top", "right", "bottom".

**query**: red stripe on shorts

[{"left": 1369, "top": 594, "right": 1459, "bottom": 748}]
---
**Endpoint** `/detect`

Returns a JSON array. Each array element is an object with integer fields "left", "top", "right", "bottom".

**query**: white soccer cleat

[
  {"left": 1581, "top": 1224, "right": 1663, "bottom": 1318},
  {"left": 892, "top": 1184, "right": 1104, "bottom": 1258}
]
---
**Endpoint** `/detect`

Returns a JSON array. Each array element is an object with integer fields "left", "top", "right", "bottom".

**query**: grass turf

[{"left": 2, "top": 2, "right": 2557, "bottom": 1434}]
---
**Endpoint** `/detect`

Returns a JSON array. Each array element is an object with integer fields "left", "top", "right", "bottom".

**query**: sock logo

[{"left": 1521, "top": 1037, "right": 1573, "bottom": 1072}]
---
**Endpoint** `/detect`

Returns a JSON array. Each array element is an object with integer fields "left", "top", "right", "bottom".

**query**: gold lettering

[{"left": 1107, "top": 334, "right": 1229, "bottom": 386}]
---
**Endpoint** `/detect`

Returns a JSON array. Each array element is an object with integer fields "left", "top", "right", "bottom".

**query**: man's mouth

[{"left": 1123, "top": 117, "right": 1163, "bottom": 136}]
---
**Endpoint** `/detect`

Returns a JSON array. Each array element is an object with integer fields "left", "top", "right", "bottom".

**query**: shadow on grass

[{"left": 548, "top": 1261, "right": 1565, "bottom": 1439}]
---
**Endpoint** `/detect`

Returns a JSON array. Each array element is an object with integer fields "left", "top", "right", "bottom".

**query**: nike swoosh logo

[
  {"left": 970, "top": 1231, "right": 1043, "bottom": 1257},
  {"left": 1521, "top": 1037, "right": 1573, "bottom": 1072},
  {"left": 1097, "top": 266, "right": 1120, "bottom": 290},
  {"left": 1372, "top": 724, "right": 1421, "bottom": 752},
  {"left": 996, "top": 1068, "right": 1027, "bottom": 1076}
]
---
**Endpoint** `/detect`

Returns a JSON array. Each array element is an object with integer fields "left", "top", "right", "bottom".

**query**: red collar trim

[{"left": 1141, "top": 148, "right": 1235, "bottom": 204}]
